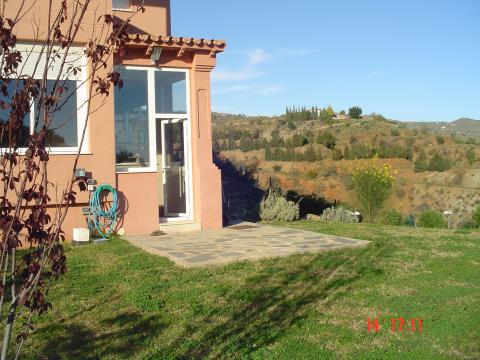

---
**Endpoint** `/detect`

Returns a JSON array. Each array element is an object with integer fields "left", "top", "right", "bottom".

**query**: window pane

[
  {"left": 36, "top": 80, "right": 78, "bottom": 147},
  {"left": 115, "top": 68, "right": 150, "bottom": 169},
  {"left": 0, "top": 80, "right": 30, "bottom": 147},
  {"left": 112, "top": 0, "right": 130, "bottom": 9},
  {"left": 155, "top": 71, "right": 187, "bottom": 114}
]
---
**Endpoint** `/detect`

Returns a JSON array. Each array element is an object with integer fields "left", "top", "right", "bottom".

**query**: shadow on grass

[
  {"left": 34, "top": 235, "right": 391, "bottom": 359},
  {"left": 165, "top": 242, "right": 389, "bottom": 358},
  {"left": 38, "top": 311, "right": 166, "bottom": 360}
]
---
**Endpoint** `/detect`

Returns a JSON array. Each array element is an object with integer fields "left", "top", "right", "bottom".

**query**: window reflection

[
  {"left": 114, "top": 68, "right": 150, "bottom": 169},
  {"left": 36, "top": 79, "right": 78, "bottom": 147},
  {"left": 155, "top": 71, "right": 186, "bottom": 114},
  {"left": 0, "top": 80, "right": 30, "bottom": 147}
]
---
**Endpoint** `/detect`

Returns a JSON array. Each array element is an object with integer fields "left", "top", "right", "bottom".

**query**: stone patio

[{"left": 124, "top": 222, "right": 370, "bottom": 267}]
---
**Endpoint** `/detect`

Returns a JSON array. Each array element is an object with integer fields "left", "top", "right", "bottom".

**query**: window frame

[
  {"left": 112, "top": 0, "right": 131, "bottom": 11},
  {"left": 114, "top": 66, "right": 191, "bottom": 174},
  {"left": 0, "top": 48, "right": 89, "bottom": 155}
]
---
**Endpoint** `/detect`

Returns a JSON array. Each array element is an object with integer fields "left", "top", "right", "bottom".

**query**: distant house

[{"left": 332, "top": 113, "right": 349, "bottom": 121}]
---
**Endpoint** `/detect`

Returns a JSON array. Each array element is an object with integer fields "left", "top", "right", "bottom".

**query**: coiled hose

[{"left": 87, "top": 184, "right": 118, "bottom": 239}]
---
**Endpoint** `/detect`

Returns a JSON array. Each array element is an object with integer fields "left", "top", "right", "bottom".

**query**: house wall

[
  {"left": 9, "top": 0, "right": 171, "bottom": 42},
  {"left": 117, "top": 49, "right": 223, "bottom": 233},
  {"left": 3, "top": 0, "right": 222, "bottom": 238},
  {"left": 9, "top": 0, "right": 111, "bottom": 43},
  {"left": 116, "top": 172, "right": 159, "bottom": 235},
  {"left": 114, "top": 0, "right": 171, "bottom": 36}
]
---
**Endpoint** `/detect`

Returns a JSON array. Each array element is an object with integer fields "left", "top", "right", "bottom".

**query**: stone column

[{"left": 189, "top": 53, "right": 223, "bottom": 229}]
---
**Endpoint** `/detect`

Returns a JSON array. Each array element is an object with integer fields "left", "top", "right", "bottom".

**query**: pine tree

[
  {"left": 344, "top": 145, "right": 351, "bottom": 160},
  {"left": 304, "top": 145, "right": 316, "bottom": 162},
  {"left": 265, "top": 145, "right": 272, "bottom": 160}
]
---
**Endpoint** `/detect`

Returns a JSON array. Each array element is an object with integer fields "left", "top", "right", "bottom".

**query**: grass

[{"left": 18, "top": 222, "right": 480, "bottom": 359}]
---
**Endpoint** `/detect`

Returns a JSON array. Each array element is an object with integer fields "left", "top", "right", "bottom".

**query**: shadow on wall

[
  {"left": 114, "top": 190, "right": 129, "bottom": 232},
  {"left": 214, "top": 154, "right": 265, "bottom": 225},
  {"left": 214, "top": 153, "right": 336, "bottom": 223}
]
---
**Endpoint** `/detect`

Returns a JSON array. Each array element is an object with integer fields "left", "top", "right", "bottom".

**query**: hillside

[
  {"left": 404, "top": 117, "right": 480, "bottom": 139},
  {"left": 213, "top": 112, "right": 480, "bottom": 226}
]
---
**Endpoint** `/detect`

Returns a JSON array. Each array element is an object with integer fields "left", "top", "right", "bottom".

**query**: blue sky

[{"left": 172, "top": 0, "right": 480, "bottom": 122}]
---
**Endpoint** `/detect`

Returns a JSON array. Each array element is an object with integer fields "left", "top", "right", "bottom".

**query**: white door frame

[
  {"left": 159, "top": 117, "right": 191, "bottom": 219},
  {"left": 115, "top": 65, "right": 193, "bottom": 221},
  {"left": 151, "top": 67, "right": 193, "bottom": 222}
]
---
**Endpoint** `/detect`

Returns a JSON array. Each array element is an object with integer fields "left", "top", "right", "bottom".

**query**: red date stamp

[{"left": 367, "top": 317, "right": 423, "bottom": 334}]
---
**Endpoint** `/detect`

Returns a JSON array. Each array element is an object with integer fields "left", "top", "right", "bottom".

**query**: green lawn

[{"left": 19, "top": 222, "right": 480, "bottom": 359}]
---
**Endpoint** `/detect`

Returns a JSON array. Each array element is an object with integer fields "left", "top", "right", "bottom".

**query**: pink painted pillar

[{"left": 190, "top": 53, "right": 223, "bottom": 229}]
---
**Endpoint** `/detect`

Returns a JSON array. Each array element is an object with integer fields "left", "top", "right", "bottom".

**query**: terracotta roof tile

[{"left": 125, "top": 34, "right": 226, "bottom": 55}]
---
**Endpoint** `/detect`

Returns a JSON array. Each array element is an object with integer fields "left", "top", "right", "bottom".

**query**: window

[
  {"left": 155, "top": 71, "right": 187, "bottom": 114},
  {"left": 112, "top": 0, "right": 130, "bottom": 10},
  {"left": 114, "top": 67, "right": 189, "bottom": 172},
  {"left": 0, "top": 81, "right": 30, "bottom": 147},
  {"left": 36, "top": 80, "right": 79, "bottom": 147},
  {"left": 3, "top": 43, "right": 87, "bottom": 153},
  {"left": 114, "top": 68, "right": 150, "bottom": 170}
]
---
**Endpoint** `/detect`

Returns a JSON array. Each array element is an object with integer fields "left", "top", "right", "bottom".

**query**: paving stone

[
  {"left": 278, "top": 230, "right": 302, "bottom": 235},
  {"left": 125, "top": 222, "right": 369, "bottom": 267},
  {"left": 220, "top": 252, "right": 243, "bottom": 257},
  {"left": 317, "top": 243, "right": 341, "bottom": 248},
  {"left": 334, "top": 237, "right": 358, "bottom": 244},
  {"left": 168, "top": 252, "right": 188, "bottom": 258},
  {"left": 186, "top": 254, "right": 216, "bottom": 263},
  {"left": 152, "top": 246, "right": 172, "bottom": 251}
]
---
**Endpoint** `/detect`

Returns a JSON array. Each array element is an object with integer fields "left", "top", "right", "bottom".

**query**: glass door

[{"left": 160, "top": 119, "right": 188, "bottom": 217}]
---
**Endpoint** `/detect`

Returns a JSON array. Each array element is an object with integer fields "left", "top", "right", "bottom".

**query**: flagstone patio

[{"left": 124, "top": 222, "right": 370, "bottom": 267}]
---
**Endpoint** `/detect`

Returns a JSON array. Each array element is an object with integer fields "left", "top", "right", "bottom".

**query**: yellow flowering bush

[{"left": 351, "top": 158, "right": 395, "bottom": 221}]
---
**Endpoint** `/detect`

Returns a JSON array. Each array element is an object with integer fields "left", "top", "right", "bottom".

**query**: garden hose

[{"left": 87, "top": 184, "right": 118, "bottom": 239}]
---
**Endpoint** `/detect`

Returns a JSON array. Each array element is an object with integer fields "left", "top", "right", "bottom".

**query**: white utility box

[{"left": 73, "top": 228, "right": 90, "bottom": 244}]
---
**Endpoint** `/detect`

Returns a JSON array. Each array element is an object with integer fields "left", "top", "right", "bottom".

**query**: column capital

[{"left": 192, "top": 52, "right": 216, "bottom": 72}]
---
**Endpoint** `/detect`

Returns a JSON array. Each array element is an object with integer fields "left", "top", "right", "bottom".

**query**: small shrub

[
  {"left": 458, "top": 219, "right": 477, "bottom": 229},
  {"left": 405, "top": 137, "right": 415, "bottom": 147},
  {"left": 304, "top": 169, "right": 318, "bottom": 180},
  {"left": 332, "top": 149, "right": 343, "bottom": 160},
  {"left": 436, "top": 135, "right": 445, "bottom": 145},
  {"left": 259, "top": 189, "right": 299, "bottom": 221},
  {"left": 320, "top": 206, "right": 359, "bottom": 223},
  {"left": 391, "top": 128, "right": 400, "bottom": 136},
  {"left": 414, "top": 149, "right": 428, "bottom": 172},
  {"left": 427, "top": 153, "right": 452, "bottom": 172},
  {"left": 381, "top": 209, "right": 403, "bottom": 226},
  {"left": 472, "top": 205, "right": 480, "bottom": 227},
  {"left": 272, "top": 165, "right": 282, "bottom": 172},
  {"left": 320, "top": 165, "right": 337, "bottom": 177},
  {"left": 466, "top": 148, "right": 476, "bottom": 165},
  {"left": 351, "top": 159, "right": 395, "bottom": 221},
  {"left": 417, "top": 210, "right": 446, "bottom": 228},
  {"left": 316, "top": 131, "right": 336, "bottom": 149},
  {"left": 405, "top": 214, "right": 416, "bottom": 226}
]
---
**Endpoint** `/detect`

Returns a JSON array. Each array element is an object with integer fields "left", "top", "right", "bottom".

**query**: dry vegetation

[{"left": 214, "top": 113, "right": 480, "bottom": 225}]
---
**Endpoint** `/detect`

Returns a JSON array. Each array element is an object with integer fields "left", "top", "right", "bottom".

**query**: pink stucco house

[{"left": 7, "top": 0, "right": 225, "bottom": 237}]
